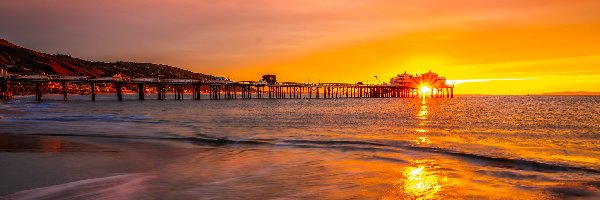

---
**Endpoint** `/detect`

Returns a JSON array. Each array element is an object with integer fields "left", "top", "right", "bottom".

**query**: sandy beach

[{"left": 0, "top": 133, "right": 197, "bottom": 199}]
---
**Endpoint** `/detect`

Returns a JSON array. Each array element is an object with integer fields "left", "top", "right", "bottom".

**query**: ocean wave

[
  {"left": 278, "top": 139, "right": 600, "bottom": 174},
  {"left": 9, "top": 114, "right": 159, "bottom": 124},
  {"left": 26, "top": 133, "right": 600, "bottom": 174},
  {"left": 1, "top": 173, "right": 155, "bottom": 200}
]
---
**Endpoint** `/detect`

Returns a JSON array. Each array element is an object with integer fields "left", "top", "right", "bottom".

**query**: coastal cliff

[{"left": 0, "top": 39, "right": 213, "bottom": 80}]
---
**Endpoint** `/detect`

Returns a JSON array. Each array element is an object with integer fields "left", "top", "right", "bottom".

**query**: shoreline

[{"left": 2, "top": 132, "right": 600, "bottom": 199}]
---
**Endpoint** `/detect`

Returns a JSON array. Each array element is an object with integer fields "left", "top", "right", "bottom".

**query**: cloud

[
  {"left": 2, "top": 0, "right": 599, "bottom": 69},
  {"left": 446, "top": 78, "right": 536, "bottom": 85}
]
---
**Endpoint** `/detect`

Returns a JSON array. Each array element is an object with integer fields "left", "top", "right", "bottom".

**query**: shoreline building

[
  {"left": 390, "top": 70, "right": 450, "bottom": 88},
  {"left": 261, "top": 74, "right": 277, "bottom": 85},
  {"left": 389, "top": 70, "right": 453, "bottom": 97}
]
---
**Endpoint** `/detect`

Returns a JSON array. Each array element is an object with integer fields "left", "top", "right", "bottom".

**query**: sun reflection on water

[
  {"left": 414, "top": 96, "right": 431, "bottom": 145},
  {"left": 413, "top": 136, "right": 431, "bottom": 144},
  {"left": 404, "top": 166, "right": 443, "bottom": 199},
  {"left": 417, "top": 100, "right": 429, "bottom": 121},
  {"left": 384, "top": 160, "right": 450, "bottom": 200}
]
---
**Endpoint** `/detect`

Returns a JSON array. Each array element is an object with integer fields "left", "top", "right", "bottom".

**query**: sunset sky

[{"left": 1, "top": 0, "right": 599, "bottom": 94}]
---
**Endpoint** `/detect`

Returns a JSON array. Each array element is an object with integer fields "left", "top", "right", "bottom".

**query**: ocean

[{"left": 0, "top": 94, "right": 599, "bottom": 199}]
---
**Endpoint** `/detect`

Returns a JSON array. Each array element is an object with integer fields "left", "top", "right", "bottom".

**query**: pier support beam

[
  {"left": 192, "top": 84, "right": 196, "bottom": 100},
  {"left": 138, "top": 83, "right": 146, "bottom": 100},
  {"left": 61, "top": 81, "right": 68, "bottom": 101},
  {"left": 210, "top": 85, "right": 221, "bottom": 100},
  {"left": 138, "top": 83, "right": 145, "bottom": 100},
  {"left": 90, "top": 82, "right": 96, "bottom": 101},
  {"left": 256, "top": 86, "right": 262, "bottom": 99},
  {"left": 192, "top": 84, "right": 201, "bottom": 100},
  {"left": 268, "top": 86, "right": 272, "bottom": 99},
  {"left": 157, "top": 84, "right": 166, "bottom": 100},
  {"left": 174, "top": 85, "right": 177, "bottom": 100},
  {"left": 115, "top": 82, "right": 123, "bottom": 101},
  {"left": 35, "top": 82, "right": 43, "bottom": 101},
  {"left": 174, "top": 85, "right": 184, "bottom": 100}
]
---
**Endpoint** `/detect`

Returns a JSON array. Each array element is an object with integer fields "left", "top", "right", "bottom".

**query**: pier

[{"left": 0, "top": 71, "right": 454, "bottom": 101}]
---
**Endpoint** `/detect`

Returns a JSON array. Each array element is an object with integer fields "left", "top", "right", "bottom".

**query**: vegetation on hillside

[{"left": 0, "top": 39, "right": 214, "bottom": 80}]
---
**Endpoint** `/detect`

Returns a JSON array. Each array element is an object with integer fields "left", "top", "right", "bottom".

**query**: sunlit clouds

[
  {"left": 1, "top": 0, "right": 600, "bottom": 94},
  {"left": 446, "top": 78, "right": 536, "bottom": 85}
]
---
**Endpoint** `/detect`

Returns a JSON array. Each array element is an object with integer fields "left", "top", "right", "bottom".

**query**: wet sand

[{"left": 0, "top": 133, "right": 195, "bottom": 199}]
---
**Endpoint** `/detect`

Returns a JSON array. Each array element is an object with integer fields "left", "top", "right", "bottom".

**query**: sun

[{"left": 420, "top": 85, "right": 431, "bottom": 94}]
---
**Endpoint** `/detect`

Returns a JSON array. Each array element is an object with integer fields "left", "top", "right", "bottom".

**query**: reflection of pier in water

[{"left": 0, "top": 71, "right": 453, "bottom": 101}]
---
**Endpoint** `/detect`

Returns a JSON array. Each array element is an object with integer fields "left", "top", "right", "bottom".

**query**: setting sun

[{"left": 420, "top": 86, "right": 431, "bottom": 94}]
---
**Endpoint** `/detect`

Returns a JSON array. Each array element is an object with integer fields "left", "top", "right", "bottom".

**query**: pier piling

[
  {"left": 61, "top": 81, "right": 68, "bottom": 101},
  {"left": 115, "top": 82, "right": 123, "bottom": 101},
  {"left": 91, "top": 82, "right": 96, "bottom": 101},
  {"left": 35, "top": 82, "right": 42, "bottom": 101},
  {"left": 138, "top": 83, "right": 145, "bottom": 100}
]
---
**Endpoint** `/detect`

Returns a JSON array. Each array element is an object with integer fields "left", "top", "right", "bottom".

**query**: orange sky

[{"left": 1, "top": 0, "right": 600, "bottom": 94}]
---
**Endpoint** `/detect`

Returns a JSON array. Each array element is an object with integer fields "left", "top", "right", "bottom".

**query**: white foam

[{"left": 2, "top": 173, "right": 155, "bottom": 200}]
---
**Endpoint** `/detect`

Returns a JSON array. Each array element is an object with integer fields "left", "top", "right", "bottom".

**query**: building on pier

[
  {"left": 389, "top": 71, "right": 416, "bottom": 87},
  {"left": 261, "top": 74, "right": 277, "bottom": 85},
  {"left": 390, "top": 70, "right": 450, "bottom": 88}
]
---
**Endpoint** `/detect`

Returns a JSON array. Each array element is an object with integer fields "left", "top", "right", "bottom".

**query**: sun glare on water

[
  {"left": 384, "top": 159, "right": 453, "bottom": 200},
  {"left": 402, "top": 165, "right": 444, "bottom": 199}
]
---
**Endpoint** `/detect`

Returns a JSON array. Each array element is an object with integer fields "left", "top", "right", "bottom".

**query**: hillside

[{"left": 0, "top": 39, "right": 214, "bottom": 80}]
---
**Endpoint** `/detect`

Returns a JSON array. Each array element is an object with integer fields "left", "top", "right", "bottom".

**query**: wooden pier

[{"left": 0, "top": 75, "right": 453, "bottom": 101}]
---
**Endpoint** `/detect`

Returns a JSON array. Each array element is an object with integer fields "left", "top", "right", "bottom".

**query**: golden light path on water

[
  {"left": 409, "top": 95, "right": 441, "bottom": 199},
  {"left": 385, "top": 93, "right": 454, "bottom": 199},
  {"left": 414, "top": 93, "right": 431, "bottom": 144}
]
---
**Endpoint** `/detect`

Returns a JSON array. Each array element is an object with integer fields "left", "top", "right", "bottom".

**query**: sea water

[{"left": 0, "top": 94, "right": 599, "bottom": 199}]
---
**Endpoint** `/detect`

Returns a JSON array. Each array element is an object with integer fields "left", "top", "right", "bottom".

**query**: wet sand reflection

[
  {"left": 384, "top": 159, "right": 452, "bottom": 199},
  {"left": 401, "top": 160, "right": 448, "bottom": 199},
  {"left": 0, "top": 133, "right": 113, "bottom": 152},
  {"left": 0, "top": 134, "right": 63, "bottom": 152}
]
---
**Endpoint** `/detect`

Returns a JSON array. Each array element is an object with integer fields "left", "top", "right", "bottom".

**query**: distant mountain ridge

[
  {"left": 537, "top": 91, "right": 600, "bottom": 95},
  {"left": 0, "top": 39, "right": 214, "bottom": 80}
]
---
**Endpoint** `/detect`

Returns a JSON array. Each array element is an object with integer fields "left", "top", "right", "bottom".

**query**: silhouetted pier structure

[{"left": 0, "top": 71, "right": 454, "bottom": 101}]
